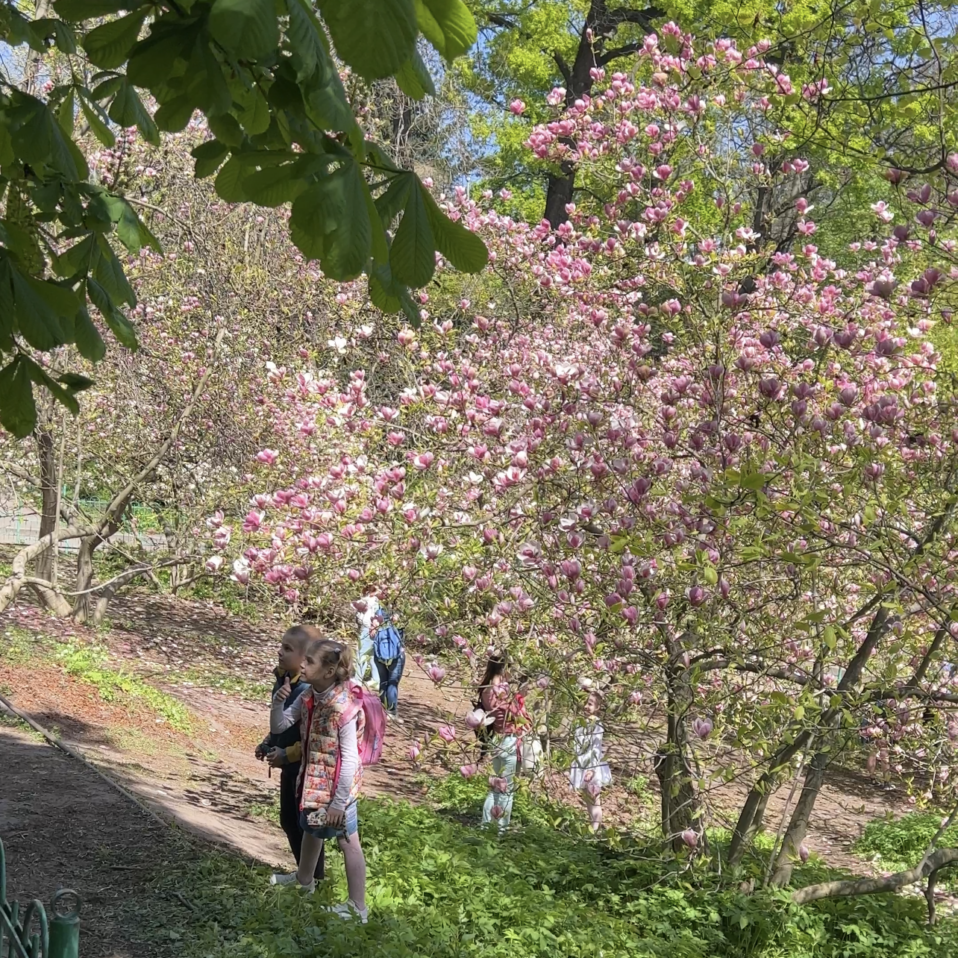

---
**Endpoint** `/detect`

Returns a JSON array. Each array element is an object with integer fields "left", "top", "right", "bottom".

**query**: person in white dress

[
  {"left": 354, "top": 587, "right": 380, "bottom": 691},
  {"left": 568, "top": 689, "right": 611, "bottom": 832}
]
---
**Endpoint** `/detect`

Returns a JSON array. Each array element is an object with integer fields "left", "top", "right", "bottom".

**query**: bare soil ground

[{"left": 0, "top": 590, "right": 939, "bottom": 954}]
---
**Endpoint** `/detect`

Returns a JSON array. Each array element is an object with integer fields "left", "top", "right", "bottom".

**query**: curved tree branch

[{"left": 792, "top": 848, "right": 958, "bottom": 904}]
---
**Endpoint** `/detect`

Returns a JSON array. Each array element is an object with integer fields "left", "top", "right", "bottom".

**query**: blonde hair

[{"left": 307, "top": 638, "right": 355, "bottom": 685}]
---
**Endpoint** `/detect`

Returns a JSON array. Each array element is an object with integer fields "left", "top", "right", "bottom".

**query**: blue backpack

[{"left": 373, "top": 611, "right": 404, "bottom": 663}]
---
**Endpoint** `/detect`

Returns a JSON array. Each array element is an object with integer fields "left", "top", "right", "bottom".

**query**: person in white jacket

[{"left": 568, "top": 689, "right": 612, "bottom": 832}]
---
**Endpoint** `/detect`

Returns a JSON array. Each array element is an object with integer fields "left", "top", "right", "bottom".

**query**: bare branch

[{"left": 793, "top": 848, "right": 958, "bottom": 904}]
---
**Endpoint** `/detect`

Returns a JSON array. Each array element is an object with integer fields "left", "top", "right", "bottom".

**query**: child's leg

[
  {"left": 296, "top": 834, "right": 324, "bottom": 886},
  {"left": 338, "top": 834, "right": 366, "bottom": 910},
  {"left": 581, "top": 789, "right": 602, "bottom": 832},
  {"left": 388, "top": 652, "right": 405, "bottom": 712},
  {"left": 497, "top": 738, "right": 518, "bottom": 829},
  {"left": 279, "top": 769, "right": 302, "bottom": 863},
  {"left": 481, "top": 745, "right": 505, "bottom": 825},
  {"left": 374, "top": 658, "right": 389, "bottom": 707}
]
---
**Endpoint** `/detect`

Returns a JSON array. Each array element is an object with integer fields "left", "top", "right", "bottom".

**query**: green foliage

[
  {"left": 0, "top": 0, "right": 487, "bottom": 436},
  {"left": 855, "top": 813, "right": 958, "bottom": 890},
  {"left": 147, "top": 784, "right": 958, "bottom": 958},
  {"left": 55, "top": 641, "right": 193, "bottom": 732}
]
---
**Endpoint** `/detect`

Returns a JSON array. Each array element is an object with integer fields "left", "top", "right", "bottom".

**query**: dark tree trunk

[
  {"left": 33, "top": 429, "right": 58, "bottom": 585},
  {"left": 653, "top": 657, "right": 701, "bottom": 849},
  {"left": 542, "top": 2, "right": 662, "bottom": 227}
]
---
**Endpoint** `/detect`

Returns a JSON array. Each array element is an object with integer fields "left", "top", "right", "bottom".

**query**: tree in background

[{"left": 459, "top": 0, "right": 958, "bottom": 254}]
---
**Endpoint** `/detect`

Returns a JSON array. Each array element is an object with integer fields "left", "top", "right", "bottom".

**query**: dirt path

[{"left": 0, "top": 716, "right": 198, "bottom": 958}]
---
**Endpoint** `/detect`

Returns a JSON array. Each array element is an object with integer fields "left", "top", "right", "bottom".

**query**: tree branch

[
  {"left": 597, "top": 41, "right": 642, "bottom": 66},
  {"left": 792, "top": 848, "right": 958, "bottom": 904}
]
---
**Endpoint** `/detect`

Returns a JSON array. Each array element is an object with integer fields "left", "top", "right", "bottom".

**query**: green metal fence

[{"left": 0, "top": 840, "right": 80, "bottom": 958}]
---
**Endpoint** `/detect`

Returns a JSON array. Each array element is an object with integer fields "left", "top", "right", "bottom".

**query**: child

[
  {"left": 255, "top": 625, "right": 326, "bottom": 882},
  {"left": 569, "top": 688, "right": 612, "bottom": 832},
  {"left": 372, "top": 608, "right": 405, "bottom": 719},
  {"left": 270, "top": 637, "right": 369, "bottom": 923},
  {"left": 478, "top": 654, "right": 529, "bottom": 832},
  {"left": 354, "top": 587, "right": 381, "bottom": 691}
]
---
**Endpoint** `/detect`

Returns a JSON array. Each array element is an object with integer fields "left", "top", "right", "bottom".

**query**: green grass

[
  {"left": 246, "top": 793, "right": 281, "bottom": 827},
  {"left": 0, "top": 625, "right": 44, "bottom": 665},
  {"left": 54, "top": 642, "right": 194, "bottom": 733},
  {"left": 170, "top": 666, "right": 271, "bottom": 703},
  {"left": 145, "top": 781, "right": 958, "bottom": 958},
  {"left": 855, "top": 812, "right": 958, "bottom": 891}
]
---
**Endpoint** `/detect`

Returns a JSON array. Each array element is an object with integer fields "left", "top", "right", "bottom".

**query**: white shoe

[
  {"left": 326, "top": 899, "right": 368, "bottom": 923},
  {"left": 270, "top": 872, "right": 315, "bottom": 894}
]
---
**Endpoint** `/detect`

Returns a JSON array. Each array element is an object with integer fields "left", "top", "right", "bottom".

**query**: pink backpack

[{"left": 349, "top": 680, "right": 386, "bottom": 766}]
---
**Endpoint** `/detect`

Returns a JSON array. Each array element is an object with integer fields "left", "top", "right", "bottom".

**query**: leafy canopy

[{"left": 0, "top": 0, "right": 488, "bottom": 438}]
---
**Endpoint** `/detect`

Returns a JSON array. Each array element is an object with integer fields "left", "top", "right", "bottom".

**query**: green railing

[{"left": 0, "top": 840, "right": 80, "bottom": 958}]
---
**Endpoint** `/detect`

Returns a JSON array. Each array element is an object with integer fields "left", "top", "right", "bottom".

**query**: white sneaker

[
  {"left": 270, "top": 872, "right": 315, "bottom": 894},
  {"left": 326, "top": 899, "right": 368, "bottom": 923}
]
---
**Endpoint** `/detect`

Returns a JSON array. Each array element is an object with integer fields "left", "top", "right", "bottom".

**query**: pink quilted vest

[{"left": 296, "top": 683, "right": 365, "bottom": 812}]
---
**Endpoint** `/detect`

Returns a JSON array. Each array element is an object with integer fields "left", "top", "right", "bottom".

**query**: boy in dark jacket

[{"left": 255, "top": 625, "right": 326, "bottom": 880}]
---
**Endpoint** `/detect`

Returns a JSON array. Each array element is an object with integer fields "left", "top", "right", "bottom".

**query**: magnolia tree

[
  {"left": 0, "top": 120, "right": 366, "bottom": 623},
  {"left": 213, "top": 27, "right": 958, "bottom": 903}
]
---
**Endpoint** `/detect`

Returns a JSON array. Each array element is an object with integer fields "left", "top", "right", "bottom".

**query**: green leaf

[
  {"left": 126, "top": 22, "right": 198, "bottom": 87},
  {"left": 214, "top": 156, "right": 251, "bottom": 202},
  {"left": 242, "top": 164, "right": 304, "bottom": 207},
  {"left": 74, "top": 306, "right": 107, "bottom": 362},
  {"left": 390, "top": 180, "right": 435, "bottom": 287},
  {"left": 236, "top": 86, "right": 270, "bottom": 135},
  {"left": 318, "top": 0, "right": 417, "bottom": 80},
  {"left": 108, "top": 80, "right": 160, "bottom": 145},
  {"left": 58, "top": 372, "right": 95, "bottom": 392},
  {"left": 154, "top": 95, "right": 195, "bottom": 133},
  {"left": 421, "top": 185, "right": 487, "bottom": 273},
  {"left": 192, "top": 139, "right": 230, "bottom": 179},
  {"left": 322, "top": 161, "right": 371, "bottom": 280},
  {"left": 52, "top": 18, "right": 78, "bottom": 54},
  {"left": 395, "top": 50, "right": 436, "bottom": 100},
  {"left": 374, "top": 173, "right": 411, "bottom": 227},
  {"left": 415, "top": 0, "right": 476, "bottom": 61},
  {"left": 54, "top": 0, "right": 144, "bottom": 20},
  {"left": 823, "top": 626, "right": 837, "bottom": 651},
  {"left": 94, "top": 238, "right": 136, "bottom": 306},
  {"left": 0, "top": 358, "right": 38, "bottom": 438},
  {"left": 80, "top": 97, "right": 116, "bottom": 147},
  {"left": 208, "top": 113, "right": 244, "bottom": 147},
  {"left": 369, "top": 264, "right": 419, "bottom": 322},
  {"left": 87, "top": 277, "right": 137, "bottom": 348},
  {"left": 57, "top": 88, "right": 76, "bottom": 138},
  {"left": 82, "top": 8, "right": 150, "bottom": 69},
  {"left": 11, "top": 269, "right": 66, "bottom": 350},
  {"left": 21, "top": 355, "right": 79, "bottom": 415},
  {"left": 209, "top": 0, "right": 279, "bottom": 61},
  {"left": 287, "top": 0, "right": 329, "bottom": 77}
]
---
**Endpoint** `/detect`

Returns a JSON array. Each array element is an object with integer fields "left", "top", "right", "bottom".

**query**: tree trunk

[
  {"left": 71, "top": 537, "right": 97, "bottom": 624},
  {"left": 653, "top": 660, "right": 701, "bottom": 849},
  {"left": 33, "top": 429, "right": 58, "bottom": 584},
  {"left": 542, "top": 2, "right": 662, "bottom": 227},
  {"left": 769, "top": 606, "right": 892, "bottom": 886},
  {"left": 728, "top": 730, "right": 813, "bottom": 866}
]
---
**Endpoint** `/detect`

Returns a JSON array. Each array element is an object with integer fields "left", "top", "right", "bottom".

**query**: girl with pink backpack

[{"left": 269, "top": 637, "right": 385, "bottom": 923}]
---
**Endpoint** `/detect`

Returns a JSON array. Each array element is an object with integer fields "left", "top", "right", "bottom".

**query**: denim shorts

[{"left": 299, "top": 802, "right": 358, "bottom": 840}]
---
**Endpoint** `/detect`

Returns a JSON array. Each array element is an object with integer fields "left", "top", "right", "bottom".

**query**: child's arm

[
  {"left": 270, "top": 687, "right": 305, "bottom": 734},
  {"left": 329, "top": 716, "right": 360, "bottom": 811}
]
